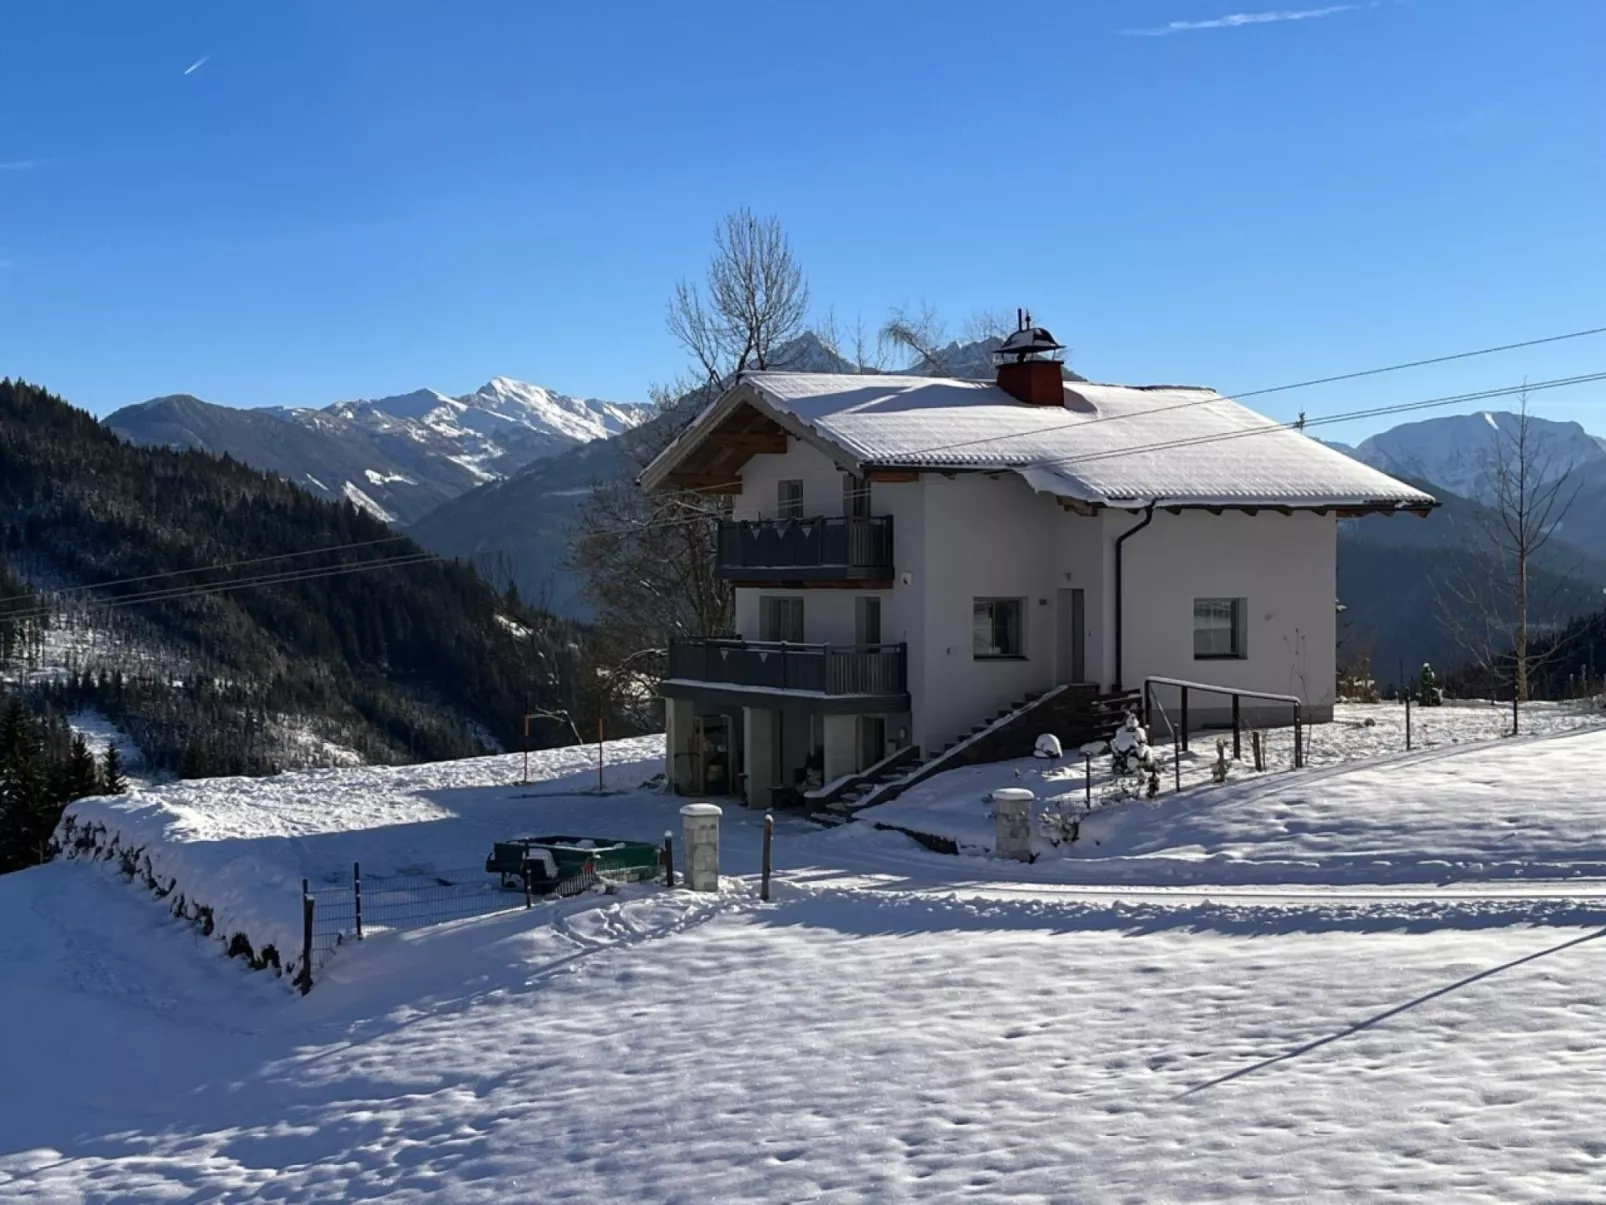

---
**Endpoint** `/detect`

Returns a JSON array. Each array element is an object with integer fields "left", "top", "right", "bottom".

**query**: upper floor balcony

[{"left": 715, "top": 515, "right": 895, "bottom": 586}]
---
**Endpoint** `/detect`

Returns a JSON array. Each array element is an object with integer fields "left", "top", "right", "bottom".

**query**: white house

[{"left": 640, "top": 324, "right": 1435, "bottom": 808}]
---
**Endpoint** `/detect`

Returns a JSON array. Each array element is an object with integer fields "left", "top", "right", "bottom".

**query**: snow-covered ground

[{"left": 12, "top": 716, "right": 1606, "bottom": 1200}]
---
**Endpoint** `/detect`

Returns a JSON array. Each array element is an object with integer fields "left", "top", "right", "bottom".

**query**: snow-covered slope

[
  {"left": 106, "top": 380, "right": 651, "bottom": 526},
  {"left": 13, "top": 721, "right": 1606, "bottom": 1200}
]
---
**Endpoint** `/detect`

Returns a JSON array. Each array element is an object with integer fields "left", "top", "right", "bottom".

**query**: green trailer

[{"left": 485, "top": 835, "right": 662, "bottom": 895}]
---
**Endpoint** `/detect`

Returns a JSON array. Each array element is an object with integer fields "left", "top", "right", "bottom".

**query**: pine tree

[
  {"left": 64, "top": 733, "right": 100, "bottom": 800},
  {"left": 101, "top": 744, "right": 126, "bottom": 794}
]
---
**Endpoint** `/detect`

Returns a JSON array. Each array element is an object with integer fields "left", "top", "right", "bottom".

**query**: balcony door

[
  {"left": 760, "top": 595, "right": 805, "bottom": 643},
  {"left": 842, "top": 475, "right": 872, "bottom": 518},
  {"left": 855, "top": 597, "right": 882, "bottom": 646}
]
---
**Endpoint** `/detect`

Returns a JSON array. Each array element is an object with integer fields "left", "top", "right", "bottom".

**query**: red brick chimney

[{"left": 993, "top": 311, "right": 1066, "bottom": 406}]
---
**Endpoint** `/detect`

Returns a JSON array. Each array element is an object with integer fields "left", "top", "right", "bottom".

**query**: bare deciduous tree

[
  {"left": 1436, "top": 392, "right": 1583, "bottom": 731},
  {"left": 666, "top": 207, "right": 809, "bottom": 395},
  {"left": 570, "top": 209, "right": 810, "bottom": 664}
]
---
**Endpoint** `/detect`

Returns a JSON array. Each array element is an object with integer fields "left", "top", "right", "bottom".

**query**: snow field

[
  {"left": 6, "top": 860, "right": 1606, "bottom": 1203},
  {"left": 55, "top": 736, "right": 670, "bottom": 985},
  {"left": 863, "top": 703, "right": 1606, "bottom": 884}
]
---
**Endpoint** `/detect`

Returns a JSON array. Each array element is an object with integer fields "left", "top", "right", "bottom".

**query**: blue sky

[{"left": 2, "top": 0, "right": 1604, "bottom": 442}]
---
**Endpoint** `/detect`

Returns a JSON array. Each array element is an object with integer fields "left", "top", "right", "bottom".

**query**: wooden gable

[{"left": 664, "top": 401, "right": 790, "bottom": 494}]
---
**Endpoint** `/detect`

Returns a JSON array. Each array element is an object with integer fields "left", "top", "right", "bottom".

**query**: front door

[{"left": 1056, "top": 588, "right": 1086, "bottom": 684}]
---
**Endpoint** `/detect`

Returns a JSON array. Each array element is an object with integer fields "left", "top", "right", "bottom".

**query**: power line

[
  {"left": 907, "top": 323, "right": 1606, "bottom": 458},
  {"left": 576, "top": 368, "right": 1606, "bottom": 538},
  {"left": 0, "top": 551, "right": 444, "bottom": 627},
  {"left": 0, "top": 534, "right": 414, "bottom": 614}
]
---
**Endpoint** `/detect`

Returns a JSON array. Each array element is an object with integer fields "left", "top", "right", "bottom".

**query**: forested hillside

[{"left": 0, "top": 378, "right": 627, "bottom": 791}]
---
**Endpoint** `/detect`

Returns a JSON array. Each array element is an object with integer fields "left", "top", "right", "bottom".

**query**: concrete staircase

[{"left": 810, "top": 685, "right": 1140, "bottom": 825}]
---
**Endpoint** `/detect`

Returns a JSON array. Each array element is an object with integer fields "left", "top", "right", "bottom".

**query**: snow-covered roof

[{"left": 642, "top": 371, "right": 1436, "bottom": 511}]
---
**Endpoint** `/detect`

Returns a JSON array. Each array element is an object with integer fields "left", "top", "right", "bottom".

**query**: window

[
  {"left": 1193, "top": 598, "right": 1246, "bottom": 659},
  {"left": 777, "top": 479, "right": 804, "bottom": 521},
  {"left": 855, "top": 596, "right": 882, "bottom": 645},
  {"left": 973, "top": 598, "right": 1024, "bottom": 658},
  {"left": 759, "top": 595, "right": 805, "bottom": 643},
  {"left": 842, "top": 474, "right": 872, "bottom": 518}
]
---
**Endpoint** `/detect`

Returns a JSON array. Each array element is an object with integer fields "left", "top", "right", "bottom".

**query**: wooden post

[
  {"left": 522, "top": 706, "right": 531, "bottom": 786},
  {"left": 761, "top": 812, "right": 774, "bottom": 902},
  {"left": 523, "top": 857, "right": 534, "bottom": 908},
  {"left": 297, "top": 883, "right": 314, "bottom": 995},
  {"left": 1180, "top": 687, "right": 1189, "bottom": 752},
  {"left": 1405, "top": 691, "right": 1412, "bottom": 752},
  {"left": 597, "top": 715, "right": 605, "bottom": 793},
  {"left": 1232, "top": 695, "right": 1242, "bottom": 761},
  {"left": 1294, "top": 708, "right": 1304, "bottom": 770},
  {"left": 353, "top": 862, "right": 363, "bottom": 941},
  {"left": 663, "top": 832, "right": 675, "bottom": 888},
  {"left": 1084, "top": 753, "right": 1092, "bottom": 811},
  {"left": 1252, "top": 730, "right": 1264, "bottom": 772},
  {"left": 1173, "top": 717, "right": 1182, "bottom": 793}
]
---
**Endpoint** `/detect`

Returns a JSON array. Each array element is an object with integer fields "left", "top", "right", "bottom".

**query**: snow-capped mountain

[
  {"left": 107, "top": 380, "right": 651, "bottom": 525},
  {"left": 1351, "top": 411, "right": 1606, "bottom": 502}
]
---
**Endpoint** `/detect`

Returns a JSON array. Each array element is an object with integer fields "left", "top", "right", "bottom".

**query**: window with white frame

[
  {"left": 760, "top": 595, "right": 805, "bottom": 643},
  {"left": 777, "top": 479, "right": 804, "bottom": 521},
  {"left": 972, "top": 598, "right": 1024, "bottom": 658},
  {"left": 1193, "top": 598, "right": 1246, "bottom": 659}
]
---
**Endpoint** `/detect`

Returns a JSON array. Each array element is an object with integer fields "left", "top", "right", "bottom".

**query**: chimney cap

[{"left": 993, "top": 309, "right": 1064, "bottom": 363}]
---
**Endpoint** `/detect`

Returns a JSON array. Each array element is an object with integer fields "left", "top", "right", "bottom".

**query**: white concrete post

[
  {"left": 680, "top": 803, "right": 723, "bottom": 891},
  {"left": 743, "top": 707, "right": 775, "bottom": 810},
  {"left": 991, "top": 788, "right": 1034, "bottom": 862}
]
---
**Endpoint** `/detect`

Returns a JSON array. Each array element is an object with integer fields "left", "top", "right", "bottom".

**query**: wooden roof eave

[{"left": 639, "top": 381, "right": 867, "bottom": 496}]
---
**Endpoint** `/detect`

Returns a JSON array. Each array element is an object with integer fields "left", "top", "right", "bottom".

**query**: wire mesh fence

[{"left": 300, "top": 843, "right": 672, "bottom": 991}]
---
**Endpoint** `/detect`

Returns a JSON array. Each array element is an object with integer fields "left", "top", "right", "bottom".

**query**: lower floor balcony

[{"left": 661, "top": 638, "right": 909, "bottom": 714}]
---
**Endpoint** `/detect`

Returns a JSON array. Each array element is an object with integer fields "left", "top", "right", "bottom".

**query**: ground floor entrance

[{"left": 664, "top": 695, "right": 908, "bottom": 809}]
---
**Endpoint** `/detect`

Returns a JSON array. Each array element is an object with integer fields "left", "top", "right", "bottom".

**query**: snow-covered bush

[
  {"left": 1109, "top": 713, "right": 1159, "bottom": 799},
  {"left": 1034, "top": 733, "right": 1062, "bottom": 759},
  {"left": 1417, "top": 662, "right": 1444, "bottom": 707}
]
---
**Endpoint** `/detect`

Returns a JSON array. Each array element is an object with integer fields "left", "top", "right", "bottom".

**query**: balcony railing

[
  {"left": 716, "top": 515, "right": 894, "bottom": 583},
  {"left": 667, "top": 639, "right": 907, "bottom": 697}
]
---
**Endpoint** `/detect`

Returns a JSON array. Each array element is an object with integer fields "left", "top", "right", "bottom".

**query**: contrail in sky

[{"left": 183, "top": 55, "right": 210, "bottom": 76}]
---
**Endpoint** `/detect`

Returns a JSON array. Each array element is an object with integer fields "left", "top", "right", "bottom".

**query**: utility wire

[
  {"left": 0, "top": 551, "right": 444, "bottom": 627},
  {"left": 5, "top": 326, "right": 1603, "bottom": 620},
  {"left": 0, "top": 534, "right": 415, "bottom": 615},
  {"left": 566, "top": 368, "right": 1606, "bottom": 537}
]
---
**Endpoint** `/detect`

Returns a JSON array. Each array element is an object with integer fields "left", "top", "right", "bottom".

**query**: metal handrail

[{"left": 1142, "top": 675, "right": 1304, "bottom": 769}]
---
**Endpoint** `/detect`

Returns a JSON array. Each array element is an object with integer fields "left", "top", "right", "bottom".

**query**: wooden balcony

[
  {"left": 716, "top": 516, "right": 894, "bottom": 586},
  {"left": 663, "top": 639, "right": 909, "bottom": 714}
]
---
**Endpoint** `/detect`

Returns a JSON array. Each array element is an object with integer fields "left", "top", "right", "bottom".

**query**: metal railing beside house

[
  {"left": 667, "top": 639, "right": 907, "bottom": 696},
  {"left": 716, "top": 515, "right": 894, "bottom": 581}
]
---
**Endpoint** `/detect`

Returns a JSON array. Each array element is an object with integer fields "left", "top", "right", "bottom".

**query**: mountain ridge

[{"left": 105, "top": 378, "right": 651, "bottom": 525}]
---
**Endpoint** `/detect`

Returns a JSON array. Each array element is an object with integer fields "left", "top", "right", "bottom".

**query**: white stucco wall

[
  {"left": 1113, "top": 509, "right": 1337, "bottom": 717},
  {"left": 727, "top": 441, "right": 1339, "bottom": 756}
]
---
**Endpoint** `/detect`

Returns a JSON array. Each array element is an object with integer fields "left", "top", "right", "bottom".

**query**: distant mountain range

[{"left": 106, "top": 379, "right": 651, "bottom": 526}]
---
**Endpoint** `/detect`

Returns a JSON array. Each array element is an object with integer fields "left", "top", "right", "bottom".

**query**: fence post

[
  {"left": 353, "top": 861, "right": 363, "bottom": 941},
  {"left": 761, "top": 812, "right": 774, "bottom": 902},
  {"left": 1173, "top": 718, "right": 1182, "bottom": 793},
  {"left": 1293, "top": 706, "right": 1304, "bottom": 770},
  {"left": 1084, "top": 753, "right": 1092, "bottom": 811},
  {"left": 1180, "top": 687, "right": 1190, "bottom": 752},
  {"left": 1232, "top": 695, "right": 1242, "bottom": 761},
  {"left": 523, "top": 857, "right": 534, "bottom": 908},
  {"left": 297, "top": 881, "right": 314, "bottom": 995},
  {"left": 1252, "top": 730, "right": 1264, "bottom": 772},
  {"left": 1405, "top": 691, "right": 1412, "bottom": 752},
  {"left": 663, "top": 831, "right": 675, "bottom": 888}
]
